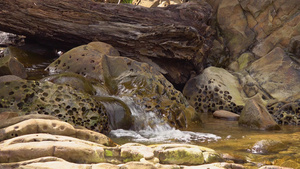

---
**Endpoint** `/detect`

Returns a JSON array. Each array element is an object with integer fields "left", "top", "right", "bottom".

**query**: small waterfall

[{"left": 109, "top": 96, "right": 221, "bottom": 143}]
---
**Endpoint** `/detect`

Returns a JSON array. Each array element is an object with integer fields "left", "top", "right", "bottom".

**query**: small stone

[
  {"left": 251, "top": 139, "right": 287, "bottom": 154},
  {"left": 213, "top": 110, "right": 239, "bottom": 121}
]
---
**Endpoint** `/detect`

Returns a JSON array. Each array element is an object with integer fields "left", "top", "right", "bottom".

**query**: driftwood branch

[{"left": 0, "top": 0, "right": 213, "bottom": 85}]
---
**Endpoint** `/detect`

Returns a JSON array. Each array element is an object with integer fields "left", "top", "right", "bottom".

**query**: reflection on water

[{"left": 110, "top": 112, "right": 300, "bottom": 166}]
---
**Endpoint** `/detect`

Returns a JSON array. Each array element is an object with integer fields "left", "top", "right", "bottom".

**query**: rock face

[
  {"left": 239, "top": 98, "right": 280, "bottom": 130},
  {"left": 46, "top": 42, "right": 200, "bottom": 129},
  {"left": 247, "top": 47, "right": 300, "bottom": 102},
  {"left": 207, "top": 0, "right": 300, "bottom": 59},
  {"left": 183, "top": 66, "right": 245, "bottom": 114},
  {"left": 217, "top": 0, "right": 255, "bottom": 58}
]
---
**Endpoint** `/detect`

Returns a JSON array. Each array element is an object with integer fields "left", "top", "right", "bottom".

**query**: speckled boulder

[
  {"left": 0, "top": 47, "right": 27, "bottom": 78},
  {"left": 46, "top": 42, "right": 200, "bottom": 129},
  {"left": 0, "top": 79, "right": 109, "bottom": 134},
  {"left": 183, "top": 66, "right": 245, "bottom": 114}
]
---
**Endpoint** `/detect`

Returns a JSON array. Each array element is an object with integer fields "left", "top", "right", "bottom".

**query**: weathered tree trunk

[{"left": 0, "top": 0, "right": 214, "bottom": 86}]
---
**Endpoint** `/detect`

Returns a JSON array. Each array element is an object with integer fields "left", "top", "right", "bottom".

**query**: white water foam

[{"left": 109, "top": 97, "right": 221, "bottom": 143}]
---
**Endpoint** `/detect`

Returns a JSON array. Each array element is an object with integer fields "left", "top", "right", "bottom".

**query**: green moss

[
  {"left": 105, "top": 150, "right": 113, "bottom": 157},
  {"left": 159, "top": 149, "right": 204, "bottom": 165}
]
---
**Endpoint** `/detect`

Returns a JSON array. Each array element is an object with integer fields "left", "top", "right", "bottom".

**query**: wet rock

[
  {"left": 183, "top": 66, "right": 245, "bottom": 114},
  {"left": 46, "top": 42, "right": 200, "bottom": 129},
  {"left": 0, "top": 80, "right": 110, "bottom": 134},
  {"left": 41, "top": 72, "right": 97, "bottom": 95},
  {"left": 238, "top": 98, "right": 280, "bottom": 130},
  {"left": 247, "top": 47, "right": 300, "bottom": 102},
  {"left": 0, "top": 47, "right": 27, "bottom": 78},
  {"left": 152, "top": 144, "right": 221, "bottom": 165},
  {"left": 213, "top": 110, "right": 239, "bottom": 121},
  {"left": 250, "top": 139, "right": 286, "bottom": 154}
]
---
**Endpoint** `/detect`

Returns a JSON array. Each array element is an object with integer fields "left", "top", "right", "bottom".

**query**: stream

[{"left": 3, "top": 44, "right": 300, "bottom": 168}]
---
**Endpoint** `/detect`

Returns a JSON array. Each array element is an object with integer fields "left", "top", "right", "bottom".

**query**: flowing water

[{"left": 109, "top": 97, "right": 300, "bottom": 167}]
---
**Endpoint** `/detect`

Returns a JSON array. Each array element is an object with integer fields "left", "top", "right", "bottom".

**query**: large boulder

[
  {"left": 238, "top": 98, "right": 280, "bottom": 130},
  {"left": 0, "top": 79, "right": 110, "bottom": 134},
  {"left": 46, "top": 42, "right": 200, "bottom": 129},
  {"left": 183, "top": 66, "right": 245, "bottom": 114}
]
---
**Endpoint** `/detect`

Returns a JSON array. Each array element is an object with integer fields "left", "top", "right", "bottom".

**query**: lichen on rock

[{"left": 0, "top": 79, "right": 110, "bottom": 134}]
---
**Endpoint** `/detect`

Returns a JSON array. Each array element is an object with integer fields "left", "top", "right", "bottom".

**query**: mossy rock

[{"left": 0, "top": 79, "right": 110, "bottom": 134}]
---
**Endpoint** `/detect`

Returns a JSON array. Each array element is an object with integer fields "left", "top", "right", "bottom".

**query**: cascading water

[{"left": 109, "top": 96, "right": 221, "bottom": 143}]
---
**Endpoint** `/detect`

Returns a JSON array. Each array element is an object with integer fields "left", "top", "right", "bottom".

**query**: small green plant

[{"left": 121, "top": 0, "right": 133, "bottom": 4}]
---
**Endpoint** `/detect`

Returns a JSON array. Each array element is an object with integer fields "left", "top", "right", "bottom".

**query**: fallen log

[{"left": 0, "top": 0, "right": 214, "bottom": 86}]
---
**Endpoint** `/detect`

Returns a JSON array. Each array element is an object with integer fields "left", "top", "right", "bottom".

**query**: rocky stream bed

[{"left": 0, "top": 0, "right": 300, "bottom": 168}]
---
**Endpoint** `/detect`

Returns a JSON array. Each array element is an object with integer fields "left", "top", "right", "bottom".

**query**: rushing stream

[{"left": 109, "top": 97, "right": 221, "bottom": 143}]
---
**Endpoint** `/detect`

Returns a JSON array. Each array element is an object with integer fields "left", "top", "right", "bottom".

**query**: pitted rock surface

[
  {"left": 267, "top": 99, "right": 300, "bottom": 125},
  {"left": 46, "top": 42, "right": 200, "bottom": 129},
  {"left": 0, "top": 79, "right": 109, "bottom": 134},
  {"left": 183, "top": 66, "right": 244, "bottom": 114}
]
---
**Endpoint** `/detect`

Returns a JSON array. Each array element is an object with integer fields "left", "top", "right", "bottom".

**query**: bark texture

[{"left": 0, "top": 0, "right": 214, "bottom": 86}]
